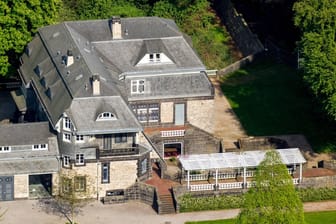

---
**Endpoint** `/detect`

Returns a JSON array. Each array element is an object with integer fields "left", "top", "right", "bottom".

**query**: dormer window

[
  {"left": 131, "top": 80, "right": 145, "bottom": 94},
  {"left": 32, "top": 144, "right": 48, "bottom": 151},
  {"left": 149, "top": 53, "right": 160, "bottom": 63},
  {"left": 0, "top": 146, "right": 11, "bottom": 152},
  {"left": 97, "top": 112, "right": 116, "bottom": 121}
]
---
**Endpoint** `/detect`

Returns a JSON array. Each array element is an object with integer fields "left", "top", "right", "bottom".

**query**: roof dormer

[{"left": 96, "top": 112, "right": 117, "bottom": 121}]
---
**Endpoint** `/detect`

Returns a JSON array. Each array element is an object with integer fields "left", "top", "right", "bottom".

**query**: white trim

[
  {"left": 63, "top": 117, "right": 72, "bottom": 131},
  {"left": 96, "top": 112, "right": 117, "bottom": 121},
  {"left": 32, "top": 144, "right": 48, "bottom": 151},
  {"left": 131, "top": 80, "right": 145, "bottom": 94},
  {"left": 0, "top": 146, "right": 11, "bottom": 152},
  {"left": 75, "top": 135, "right": 84, "bottom": 143},
  {"left": 75, "top": 153, "right": 85, "bottom": 165},
  {"left": 63, "top": 155, "right": 70, "bottom": 167}
]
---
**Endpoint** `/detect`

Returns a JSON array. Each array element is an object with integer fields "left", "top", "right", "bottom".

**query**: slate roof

[
  {"left": 0, "top": 122, "right": 59, "bottom": 175},
  {"left": 65, "top": 96, "right": 142, "bottom": 135},
  {"left": 18, "top": 17, "right": 211, "bottom": 129},
  {"left": 0, "top": 122, "right": 52, "bottom": 146}
]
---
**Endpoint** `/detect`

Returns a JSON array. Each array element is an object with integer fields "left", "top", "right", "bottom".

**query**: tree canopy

[
  {"left": 293, "top": 0, "right": 336, "bottom": 120},
  {"left": 0, "top": 0, "right": 60, "bottom": 76},
  {"left": 237, "top": 150, "right": 304, "bottom": 224}
]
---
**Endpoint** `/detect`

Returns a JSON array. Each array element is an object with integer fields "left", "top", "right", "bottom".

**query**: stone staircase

[{"left": 158, "top": 193, "right": 176, "bottom": 215}]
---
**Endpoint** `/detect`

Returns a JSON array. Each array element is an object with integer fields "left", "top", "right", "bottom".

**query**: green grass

[
  {"left": 186, "top": 211, "right": 336, "bottom": 224},
  {"left": 220, "top": 59, "right": 336, "bottom": 152}
]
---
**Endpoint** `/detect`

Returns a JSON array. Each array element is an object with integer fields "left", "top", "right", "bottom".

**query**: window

[
  {"left": 102, "top": 163, "right": 110, "bottom": 183},
  {"left": 63, "top": 155, "right": 70, "bottom": 167},
  {"left": 62, "top": 177, "right": 72, "bottom": 193},
  {"left": 0, "top": 146, "right": 11, "bottom": 152},
  {"left": 32, "top": 144, "right": 48, "bottom": 150},
  {"left": 132, "top": 104, "right": 160, "bottom": 123},
  {"left": 149, "top": 53, "right": 160, "bottom": 63},
  {"left": 76, "top": 135, "right": 84, "bottom": 143},
  {"left": 149, "top": 54, "right": 154, "bottom": 62},
  {"left": 115, "top": 133, "right": 127, "bottom": 143},
  {"left": 97, "top": 112, "right": 116, "bottom": 121},
  {"left": 75, "top": 153, "right": 84, "bottom": 165},
  {"left": 63, "top": 133, "right": 71, "bottom": 142},
  {"left": 131, "top": 80, "right": 145, "bottom": 94},
  {"left": 148, "top": 104, "right": 159, "bottom": 122},
  {"left": 141, "top": 158, "right": 148, "bottom": 175},
  {"left": 74, "top": 176, "right": 86, "bottom": 192},
  {"left": 63, "top": 117, "right": 72, "bottom": 130}
]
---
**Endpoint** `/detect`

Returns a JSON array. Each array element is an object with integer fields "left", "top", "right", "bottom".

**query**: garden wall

[{"left": 300, "top": 175, "right": 336, "bottom": 189}]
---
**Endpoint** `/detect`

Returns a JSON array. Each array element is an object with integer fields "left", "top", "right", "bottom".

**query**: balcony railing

[
  {"left": 99, "top": 147, "right": 139, "bottom": 157},
  {"left": 161, "top": 129, "right": 185, "bottom": 137}
]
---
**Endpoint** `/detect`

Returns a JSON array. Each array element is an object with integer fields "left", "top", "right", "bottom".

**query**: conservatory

[{"left": 179, "top": 148, "right": 306, "bottom": 191}]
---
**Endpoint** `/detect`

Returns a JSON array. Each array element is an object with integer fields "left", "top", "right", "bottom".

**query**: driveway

[{"left": 1, "top": 199, "right": 336, "bottom": 224}]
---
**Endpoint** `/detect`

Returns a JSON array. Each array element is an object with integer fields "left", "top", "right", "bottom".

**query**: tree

[
  {"left": 293, "top": 0, "right": 336, "bottom": 120},
  {"left": 0, "top": 0, "right": 60, "bottom": 76},
  {"left": 237, "top": 150, "right": 304, "bottom": 224}
]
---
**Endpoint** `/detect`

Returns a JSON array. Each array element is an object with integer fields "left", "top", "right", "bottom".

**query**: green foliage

[
  {"left": 237, "top": 150, "right": 305, "bottom": 224},
  {"left": 179, "top": 193, "right": 243, "bottom": 212},
  {"left": 297, "top": 187, "right": 336, "bottom": 202},
  {"left": 0, "top": 0, "right": 60, "bottom": 76},
  {"left": 293, "top": 0, "right": 336, "bottom": 120},
  {"left": 221, "top": 59, "right": 336, "bottom": 152}
]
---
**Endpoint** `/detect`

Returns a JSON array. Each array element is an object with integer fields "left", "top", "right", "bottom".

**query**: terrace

[{"left": 179, "top": 148, "right": 306, "bottom": 191}]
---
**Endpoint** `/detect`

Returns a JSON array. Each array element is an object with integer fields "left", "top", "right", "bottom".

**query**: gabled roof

[{"left": 65, "top": 96, "right": 142, "bottom": 135}]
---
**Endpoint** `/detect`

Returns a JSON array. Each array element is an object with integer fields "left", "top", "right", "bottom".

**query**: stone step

[{"left": 158, "top": 194, "right": 175, "bottom": 215}]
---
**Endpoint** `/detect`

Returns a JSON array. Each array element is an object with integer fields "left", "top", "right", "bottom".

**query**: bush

[
  {"left": 178, "top": 193, "right": 243, "bottom": 212},
  {"left": 297, "top": 188, "right": 336, "bottom": 202}
]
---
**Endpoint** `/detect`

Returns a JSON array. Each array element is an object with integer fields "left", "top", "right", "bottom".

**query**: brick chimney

[
  {"left": 92, "top": 74, "right": 100, "bottom": 96},
  {"left": 111, "top": 16, "right": 122, "bottom": 39}
]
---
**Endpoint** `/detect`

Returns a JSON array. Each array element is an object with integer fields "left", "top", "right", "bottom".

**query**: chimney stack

[
  {"left": 111, "top": 16, "right": 122, "bottom": 40},
  {"left": 92, "top": 74, "right": 100, "bottom": 96},
  {"left": 66, "top": 49, "right": 74, "bottom": 67}
]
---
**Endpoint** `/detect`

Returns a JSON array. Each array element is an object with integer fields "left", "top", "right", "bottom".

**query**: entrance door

[
  {"left": 103, "top": 135, "right": 113, "bottom": 150},
  {"left": 0, "top": 176, "right": 14, "bottom": 201},
  {"left": 175, "top": 104, "right": 185, "bottom": 125}
]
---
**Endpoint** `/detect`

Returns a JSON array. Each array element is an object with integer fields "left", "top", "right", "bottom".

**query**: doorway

[
  {"left": 29, "top": 174, "right": 52, "bottom": 198},
  {"left": 163, "top": 142, "right": 183, "bottom": 158},
  {"left": 0, "top": 176, "right": 14, "bottom": 201}
]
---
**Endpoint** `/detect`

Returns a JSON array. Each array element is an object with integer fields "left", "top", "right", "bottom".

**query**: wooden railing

[{"left": 99, "top": 147, "right": 139, "bottom": 157}]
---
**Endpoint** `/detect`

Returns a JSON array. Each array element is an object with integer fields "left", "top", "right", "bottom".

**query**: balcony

[{"left": 98, "top": 147, "right": 139, "bottom": 157}]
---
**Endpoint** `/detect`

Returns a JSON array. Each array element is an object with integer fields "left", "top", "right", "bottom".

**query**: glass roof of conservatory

[{"left": 179, "top": 148, "right": 306, "bottom": 171}]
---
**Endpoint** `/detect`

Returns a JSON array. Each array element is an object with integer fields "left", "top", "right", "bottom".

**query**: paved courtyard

[{"left": 1, "top": 199, "right": 336, "bottom": 224}]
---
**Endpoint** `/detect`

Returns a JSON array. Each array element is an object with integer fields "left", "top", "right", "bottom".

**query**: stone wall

[
  {"left": 319, "top": 160, "right": 336, "bottom": 170},
  {"left": 187, "top": 99, "right": 214, "bottom": 134},
  {"left": 214, "top": 0, "right": 264, "bottom": 57},
  {"left": 14, "top": 174, "right": 28, "bottom": 199},
  {"left": 217, "top": 54, "right": 257, "bottom": 77},
  {"left": 300, "top": 175, "right": 336, "bottom": 189},
  {"left": 160, "top": 102, "right": 174, "bottom": 123}
]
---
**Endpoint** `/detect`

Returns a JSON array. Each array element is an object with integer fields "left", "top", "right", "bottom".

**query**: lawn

[
  {"left": 185, "top": 211, "right": 336, "bottom": 224},
  {"left": 220, "top": 59, "right": 336, "bottom": 152}
]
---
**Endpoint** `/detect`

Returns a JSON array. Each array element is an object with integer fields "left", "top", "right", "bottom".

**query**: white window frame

[
  {"left": 75, "top": 135, "right": 84, "bottom": 143},
  {"left": 75, "top": 153, "right": 85, "bottom": 166},
  {"left": 63, "top": 133, "right": 71, "bottom": 142},
  {"left": 32, "top": 144, "right": 48, "bottom": 151},
  {"left": 63, "top": 117, "right": 72, "bottom": 131},
  {"left": 96, "top": 112, "right": 116, "bottom": 121},
  {"left": 0, "top": 146, "right": 11, "bottom": 152},
  {"left": 148, "top": 104, "right": 159, "bottom": 122},
  {"left": 63, "top": 155, "right": 70, "bottom": 168},
  {"left": 131, "top": 80, "right": 145, "bottom": 94}
]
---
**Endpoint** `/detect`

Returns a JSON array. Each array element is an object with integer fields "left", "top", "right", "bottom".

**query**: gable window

[
  {"left": 76, "top": 135, "right": 84, "bottom": 143},
  {"left": 63, "top": 133, "right": 71, "bottom": 142},
  {"left": 63, "top": 117, "right": 72, "bottom": 131},
  {"left": 131, "top": 80, "right": 145, "bottom": 94},
  {"left": 0, "top": 146, "right": 11, "bottom": 152},
  {"left": 63, "top": 155, "right": 70, "bottom": 168},
  {"left": 149, "top": 53, "right": 160, "bottom": 63},
  {"left": 75, "top": 153, "right": 85, "bottom": 165},
  {"left": 97, "top": 112, "right": 116, "bottom": 121},
  {"left": 115, "top": 133, "right": 127, "bottom": 143},
  {"left": 32, "top": 144, "right": 48, "bottom": 150},
  {"left": 74, "top": 176, "right": 86, "bottom": 192},
  {"left": 102, "top": 163, "right": 110, "bottom": 183}
]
